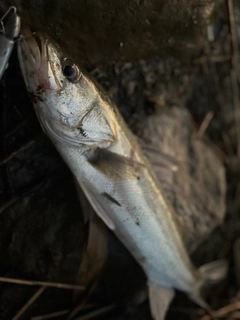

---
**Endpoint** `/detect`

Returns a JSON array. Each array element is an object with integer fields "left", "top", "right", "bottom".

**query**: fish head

[{"left": 18, "top": 27, "right": 116, "bottom": 149}]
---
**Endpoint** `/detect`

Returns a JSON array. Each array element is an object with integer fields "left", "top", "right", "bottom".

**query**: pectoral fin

[
  {"left": 148, "top": 282, "right": 174, "bottom": 320},
  {"left": 87, "top": 148, "right": 144, "bottom": 180},
  {"left": 189, "top": 259, "right": 228, "bottom": 313}
]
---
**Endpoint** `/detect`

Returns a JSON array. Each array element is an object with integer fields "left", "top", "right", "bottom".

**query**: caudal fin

[
  {"left": 199, "top": 259, "right": 228, "bottom": 285},
  {"left": 148, "top": 260, "right": 228, "bottom": 319},
  {"left": 148, "top": 282, "right": 174, "bottom": 320},
  {"left": 191, "top": 259, "right": 228, "bottom": 313}
]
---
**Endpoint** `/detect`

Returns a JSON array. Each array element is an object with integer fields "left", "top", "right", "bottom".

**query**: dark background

[{"left": 0, "top": 0, "right": 239, "bottom": 319}]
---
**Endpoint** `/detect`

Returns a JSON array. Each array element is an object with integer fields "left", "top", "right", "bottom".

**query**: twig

[
  {"left": 230, "top": 69, "right": 240, "bottom": 160},
  {"left": 222, "top": 132, "right": 235, "bottom": 157},
  {"left": 200, "top": 315, "right": 211, "bottom": 320},
  {"left": 231, "top": 311, "right": 240, "bottom": 318},
  {"left": 31, "top": 305, "right": 97, "bottom": 320},
  {"left": 5, "top": 120, "right": 28, "bottom": 138},
  {"left": 0, "top": 139, "right": 36, "bottom": 166},
  {"left": 171, "top": 306, "right": 205, "bottom": 316},
  {"left": 193, "top": 55, "right": 232, "bottom": 64},
  {"left": 228, "top": 0, "right": 240, "bottom": 160},
  {"left": 68, "top": 304, "right": 97, "bottom": 318},
  {"left": 12, "top": 286, "right": 46, "bottom": 320},
  {"left": 0, "top": 196, "right": 20, "bottom": 213},
  {"left": 212, "top": 301, "right": 240, "bottom": 317},
  {"left": 31, "top": 310, "right": 69, "bottom": 320},
  {"left": 228, "top": 0, "right": 239, "bottom": 67},
  {"left": 0, "top": 276, "right": 85, "bottom": 290},
  {"left": 196, "top": 111, "right": 214, "bottom": 139},
  {"left": 74, "top": 305, "right": 116, "bottom": 320}
]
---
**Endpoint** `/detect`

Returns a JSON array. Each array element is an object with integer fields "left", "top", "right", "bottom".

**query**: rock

[
  {"left": 1, "top": 0, "right": 214, "bottom": 65},
  {"left": 234, "top": 238, "right": 240, "bottom": 287},
  {"left": 141, "top": 106, "right": 226, "bottom": 253}
]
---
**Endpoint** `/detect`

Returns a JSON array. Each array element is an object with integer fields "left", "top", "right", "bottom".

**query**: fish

[
  {"left": 0, "top": 7, "right": 20, "bottom": 79},
  {"left": 17, "top": 28, "right": 227, "bottom": 319}
]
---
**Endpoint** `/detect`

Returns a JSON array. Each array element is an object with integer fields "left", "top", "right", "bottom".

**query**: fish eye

[{"left": 62, "top": 59, "right": 81, "bottom": 83}]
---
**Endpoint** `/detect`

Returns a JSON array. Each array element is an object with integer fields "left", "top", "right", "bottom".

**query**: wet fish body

[
  {"left": 0, "top": 7, "right": 20, "bottom": 79},
  {"left": 18, "top": 30, "right": 226, "bottom": 319}
]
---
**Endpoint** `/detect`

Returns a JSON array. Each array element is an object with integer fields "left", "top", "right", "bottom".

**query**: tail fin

[
  {"left": 199, "top": 259, "right": 228, "bottom": 285},
  {"left": 148, "top": 260, "right": 228, "bottom": 319},
  {"left": 190, "top": 259, "right": 228, "bottom": 313},
  {"left": 148, "top": 282, "right": 174, "bottom": 320}
]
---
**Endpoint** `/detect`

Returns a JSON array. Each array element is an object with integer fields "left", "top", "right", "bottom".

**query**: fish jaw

[{"left": 17, "top": 27, "right": 60, "bottom": 93}]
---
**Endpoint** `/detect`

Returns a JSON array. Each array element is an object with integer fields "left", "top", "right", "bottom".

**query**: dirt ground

[{"left": 0, "top": 0, "right": 240, "bottom": 319}]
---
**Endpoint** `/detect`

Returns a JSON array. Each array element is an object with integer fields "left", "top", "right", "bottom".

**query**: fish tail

[
  {"left": 190, "top": 259, "right": 228, "bottom": 313},
  {"left": 199, "top": 259, "right": 228, "bottom": 285},
  {"left": 148, "top": 260, "right": 227, "bottom": 319}
]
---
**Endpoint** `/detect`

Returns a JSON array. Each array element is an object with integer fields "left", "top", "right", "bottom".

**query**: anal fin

[
  {"left": 148, "top": 282, "right": 174, "bottom": 320},
  {"left": 87, "top": 148, "right": 144, "bottom": 180}
]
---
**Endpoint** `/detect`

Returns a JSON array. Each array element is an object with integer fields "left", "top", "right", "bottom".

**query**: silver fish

[
  {"left": 18, "top": 29, "right": 227, "bottom": 319},
  {"left": 0, "top": 7, "right": 20, "bottom": 79}
]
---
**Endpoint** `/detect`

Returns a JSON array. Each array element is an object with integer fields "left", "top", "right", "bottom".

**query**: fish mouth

[{"left": 19, "top": 26, "right": 60, "bottom": 90}]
